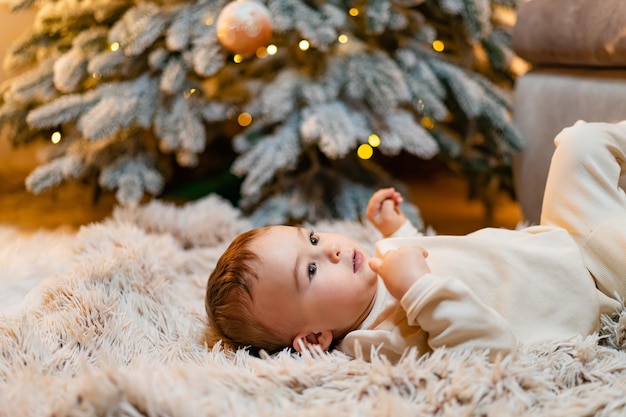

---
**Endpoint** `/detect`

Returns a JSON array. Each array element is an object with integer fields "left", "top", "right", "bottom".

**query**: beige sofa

[{"left": 511, "top": 0, "right": 626, "bottom": 224}]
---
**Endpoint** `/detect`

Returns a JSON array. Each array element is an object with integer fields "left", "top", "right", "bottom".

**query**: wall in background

[
  {"left": 0, "top": 5, "right": 36, "bottom": 83},
  {"left": 0, "top": 6, "right": 40, "bottom": 174}
]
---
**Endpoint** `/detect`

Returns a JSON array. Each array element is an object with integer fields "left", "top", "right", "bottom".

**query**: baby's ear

[{"left": 292, "top": 330, "right": 333, "bottom": 352}]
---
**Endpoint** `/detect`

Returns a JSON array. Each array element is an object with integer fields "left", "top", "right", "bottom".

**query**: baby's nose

[{"left": 326, "top": 242, "right": 341, "bottom": 262}]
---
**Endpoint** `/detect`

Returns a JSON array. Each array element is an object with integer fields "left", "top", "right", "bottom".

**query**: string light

[
  {"left": 421, "top": 116, "right": 435, "bottom": 129},
  {"left": 51, "top": 131, "right": 62, "bottom": 144},
  {"left": 256, "top": 47, "right": 268, "bottom": 58},
  {"left": 368, "top": 134, "right": 381, "bottom": 147},
  {"left": 183, "top": 88, "right": 197, "bottom": 99},
  {"left": 266, "top": 45, "right": 278, "bottom": 55},
  {"left": 357, "top": 144, "right": 373, "bottom": 159},
  {"left": 233, "top": 54, "right": 243, "bottom": 63},
  {"left": 349, "top": 8, "right": 359, "bottom": 16},
  {"left": 299, "top": 40, "right": 310, "bottom": 51},
  {"left": 338, "top": 34, "right": 348, "bottom": 44},
  {"left": 238, "top": 112, "right": 252, "bottom": 127},
  {"left": 205, "top": 16, "right": 215, "bottom": 25},
  {"left": 432, "top": 40, "right": 444, "bottom": 52},
  {"left": 110, "top": 42, "right": 120, "bottom": 52}
]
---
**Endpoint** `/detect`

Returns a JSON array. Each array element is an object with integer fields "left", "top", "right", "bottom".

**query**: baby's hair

[{"left": 205, "top": 227, "right": 290, "bottom": 355}]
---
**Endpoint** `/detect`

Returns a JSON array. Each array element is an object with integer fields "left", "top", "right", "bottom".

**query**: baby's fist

[
  {"left": 366, "top": 188, "right": 407, "bottom": 237},
  {"left": 368, "top": 246, "right": 429, "bottom": 300}
]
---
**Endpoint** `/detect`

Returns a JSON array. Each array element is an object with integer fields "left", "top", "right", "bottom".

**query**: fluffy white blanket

[{"left": 2, "top": 195, "right": 626, "bottom": 416}]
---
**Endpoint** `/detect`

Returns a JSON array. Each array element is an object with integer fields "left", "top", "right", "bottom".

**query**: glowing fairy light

[
  {"left": 368, "top": 134, "right": 381, "bottom": 147},
  {"left": 183, "top": 88, "right": 197, "bottom": 99},
  {"left": 432, "top": 40, "right": 444, "bottom": 52},
  {"left": 299, "top": 40, "right": 310, "bottom": 51},
  {"left": 110, "top": 42, "right": 120, "bottom": 52},
  {"left": 266, "top": 45, "right": 278, "bottom": 55},
  {"left": 357, "top": 144, "right": 373, "bottom": 159},
  {"left": 349, "top": 8, "right": 359, "bottom": 16},
  {"left": 51, "top": 131, "right": 62, "bottom": 144},
  {"left": 338, "top": 34, "right": 348, "bottom": 44},
  {"left": 233, "top": 54, "right": 243, "bottom": 63},
  {"left": 238, "top": 112, "right": 252, "bottom": 127},
  {"left": 421, "top": 116, "right": 435, "bottom": 129},
  {"left": 256, "top": 47, "right": 268, "bottom": 58}
]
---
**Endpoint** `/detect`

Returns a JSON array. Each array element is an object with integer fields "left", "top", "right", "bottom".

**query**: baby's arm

[
  {"left": 366, "top": 188, "right": 407, "bottom": 237},
  {"left": 370, "top": 248, "right": 516, "bottom": 357},
  {"left": 402, "top": 273, "right": 517, "bottom": 357}
]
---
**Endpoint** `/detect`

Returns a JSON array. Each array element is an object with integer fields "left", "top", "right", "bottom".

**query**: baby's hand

[
  {"left": 368, "top": 247, "right": 430, "bottom": 301},
  {"left": 366, "top": 188, "right": 407, "bottom": 237}
]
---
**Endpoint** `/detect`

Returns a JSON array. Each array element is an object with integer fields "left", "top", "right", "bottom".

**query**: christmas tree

[{"left": 0, "top": 0, "right": 524, "bottom": 227}]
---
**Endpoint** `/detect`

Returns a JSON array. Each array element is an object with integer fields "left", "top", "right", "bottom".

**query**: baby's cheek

[{"left": 323, "top": 283, "right": 347, "bottom": 301}]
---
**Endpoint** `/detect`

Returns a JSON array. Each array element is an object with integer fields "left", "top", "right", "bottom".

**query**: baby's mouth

[{"left": 352, "top": 250, "right": 363, "bottom": 273}]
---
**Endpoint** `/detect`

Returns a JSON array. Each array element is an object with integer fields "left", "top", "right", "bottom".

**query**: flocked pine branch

[
  {"left": 1, "top": 0, "right": 523, "bottom": 225},
  {"left": 300, "top": 101, "right": 369, "bottom": 159},
  {"left": 99, "top": 153, "right": 164, "bottom": 207},
  {"left": 25, "top": 152, "right": 86, "bottom": 194}
]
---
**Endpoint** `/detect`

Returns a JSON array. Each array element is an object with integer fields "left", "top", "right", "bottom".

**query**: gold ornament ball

[{"left": 216, "top": 0, "right": 273, "bottom": 55}]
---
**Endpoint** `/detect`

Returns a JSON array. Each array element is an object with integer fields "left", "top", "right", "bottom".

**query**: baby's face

[{"left": 249, "top": 226, "right": 378, "bottom": 345}]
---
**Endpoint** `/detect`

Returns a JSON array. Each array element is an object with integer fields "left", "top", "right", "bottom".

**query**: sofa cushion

[
  {"left": 512, "top": 0, "right": 626, "bottom": 67},
  {"left": 512, "top": 68, "right": 626, "bottom": 224}
]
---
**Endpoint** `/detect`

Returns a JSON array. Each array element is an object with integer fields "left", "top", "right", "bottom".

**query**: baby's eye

[
  {"left": 308, "top": 263, "right": 317, "bottom": 281},
  {"left": 309, "top": 231, "right": 319, "bottom": 246}
]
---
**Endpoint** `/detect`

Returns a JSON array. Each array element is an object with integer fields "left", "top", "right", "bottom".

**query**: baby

[{"left": 206, "top": 121, "right": 626, "bottom": 361}]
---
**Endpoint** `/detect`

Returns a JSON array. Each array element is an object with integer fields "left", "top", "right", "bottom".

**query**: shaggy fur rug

[{"left": 2, "top": 195, "right": 626, "bottom": 417}]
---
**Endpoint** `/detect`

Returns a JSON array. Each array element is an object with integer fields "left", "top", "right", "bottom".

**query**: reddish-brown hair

[{"left": 205, "top": 227, "right": 290, "bottom": 354}]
